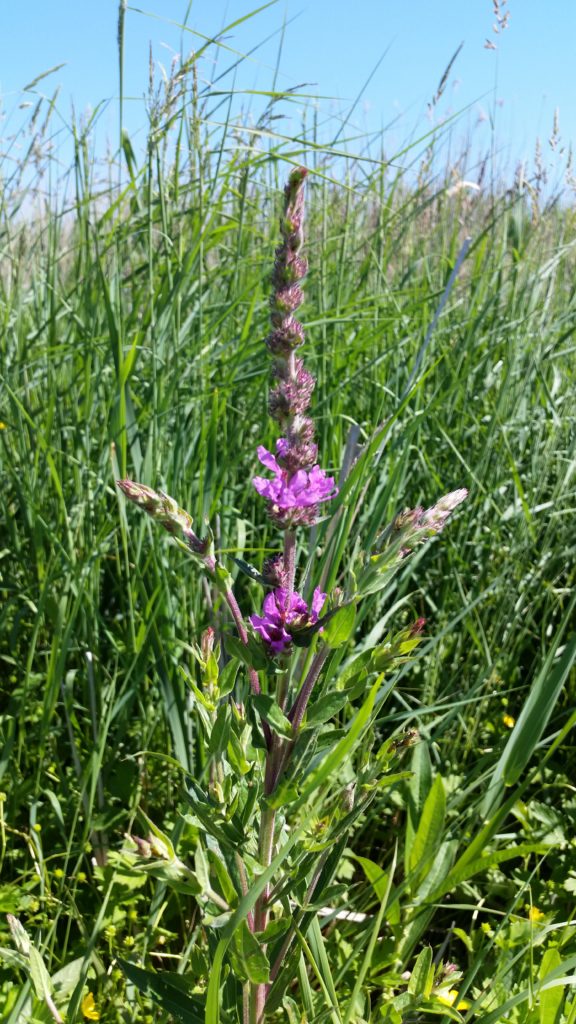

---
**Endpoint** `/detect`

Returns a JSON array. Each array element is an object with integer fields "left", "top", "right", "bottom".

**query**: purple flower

[
  {"left": 252, "top": 444, "right": 338, "bottom": 522},
  {"left": 250, "top": 587, "right": 326, "bottom": 655}
]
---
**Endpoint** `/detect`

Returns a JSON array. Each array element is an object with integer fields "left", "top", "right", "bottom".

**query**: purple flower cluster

[
  {"left": 253, "top": 444, "right": 338, "bottom": 527},
  {"left": 252, "top": 167, "right": 339, "bottom": 527},
  {"left": 265, "top": 169, "right": 308, "bottom": 364},
  {"left": 250, "top": 587, "right": 326, "bottom": 655}
]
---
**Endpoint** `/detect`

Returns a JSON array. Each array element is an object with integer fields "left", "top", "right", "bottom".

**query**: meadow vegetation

[{"left": 1, "top": 8, "right": 576, "bottom": 1021}]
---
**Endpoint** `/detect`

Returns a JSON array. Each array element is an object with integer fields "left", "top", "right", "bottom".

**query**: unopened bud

[
  {"left": 393, "top": 507, "right": 424, "bottom": 533},
  {"left": 118, "top": 480, "right": 213, "bottom": 567},
  {"left": 391, "top": 727, "right": 420, "bottom": 752},
  {"left": 117, "top": 479, "right": 163, "bottom": 513},
  {"left": 129, "top": 834, "right": 152, "bottom": 858},
  {"left": 341, "top": 783, "right": 356, "bottom": 813},
  {"left": 270, "top": 284, "right": 304, "bottom": 320},
  {"left": 261, "top": 554, "right": 287, "bottom": 588},
  {"left": 266, "top": 317, "right": 306, "bottom": 353},
  {"left": 201, "top": 627, "right": 215, "bottom": 662},
  {"left": 409, "top": 617, "right": 426, "bottom": 637},
  {"left": 420, "top": 488, "right": 468, "bottom": 533}
]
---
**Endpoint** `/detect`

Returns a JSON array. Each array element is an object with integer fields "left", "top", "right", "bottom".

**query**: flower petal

[
  {"left": 252, "top": 476, "right": 274, "bottom": 500},
  {"left": 310, "top": 587, "right": 327, "bottom": 619},
  {"left": 257, "top": 446, "right": 280, "bottom": 473}
]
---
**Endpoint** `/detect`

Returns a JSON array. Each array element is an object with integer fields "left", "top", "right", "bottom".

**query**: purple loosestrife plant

[{"left": 117, "top": 168, "right": 468, "bottom": 1024}]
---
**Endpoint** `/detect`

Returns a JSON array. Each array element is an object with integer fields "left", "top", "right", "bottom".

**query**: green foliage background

[{"left": 1, "top": 8, "right": 576, "bottom": 1021}]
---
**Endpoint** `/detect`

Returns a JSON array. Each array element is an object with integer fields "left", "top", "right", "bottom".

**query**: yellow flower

[
  {"left": 437, "top": 989, "right": 471, "bottom": 1011},
  {"left": 81, "top": 992, "right": 100, "bottom": 1020},
  {"left": 528, "top": 906, "right": 545, "bottom": 922},
  {"left": 0, "top": 422, "right": 6, "bottom": 430},
  {"left": 502, "top": 714, "right": 515, "bottom": 728}
]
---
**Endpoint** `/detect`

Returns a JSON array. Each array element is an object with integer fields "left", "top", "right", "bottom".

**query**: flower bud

[
  {"left": 272, "top": 250, "right": 308, "bottom": 287},
  {"left": 341, "top": 783, "right": 356, "bottom": 813},
  {"left": 266, "top": 318, "right": 305, "bottom": 354},
  {"left": 409, "top": 617, "right": 426, "bottom": 637},
  {"left": 261, "top": 554, "right": 288, "bottom": 588},
  {"left": 270, "top": 285, "right": 304, "bottom": 320},
  {"left": 201, "top": 627, "right": 215, "bottom": 662},
  {"left": 129, "top": 834, "right": 153, "bottom": 858}
]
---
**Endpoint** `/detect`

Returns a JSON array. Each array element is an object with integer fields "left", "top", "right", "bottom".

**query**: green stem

[
  {"left": 254, "top": 805, "right": 276, "bottom": 931},
  {"left": 251, "top": 799, "right": 276, "bottom": 1022}
]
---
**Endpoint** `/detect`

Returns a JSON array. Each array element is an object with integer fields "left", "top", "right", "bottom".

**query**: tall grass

[{"left": 1, "top": 8, "right": 576, "bottom": 1020}]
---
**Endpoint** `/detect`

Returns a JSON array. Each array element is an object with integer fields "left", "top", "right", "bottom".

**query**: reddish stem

[
  {"left": 283, "top": 530, "right": 296, "bottom": 598},
  {"left": 288, "top": 646, "right": 330, "bottom": 731}
]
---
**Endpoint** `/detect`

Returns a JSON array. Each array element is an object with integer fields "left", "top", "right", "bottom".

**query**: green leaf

[
  {"left": 351, "top": 855, "right": 390, "bottom": 902},
  {"left": 322, "top": 603, "right": 357, "bottom": 648},
  {"left": 118, "top": 959, "right": 204, "bottom": 1022},
  {"left": 213, "top": 563, "right": 234, "bottom": 594},
  {"left": 408, "top": 946, "right": 434, "bottom": 998},
  {"left": 204, "top": 939, "right": 229, "bottom": 1023},
  {"left": 233, "top": 557, "right": 264, "bottom": 583},
  {"left": 305, "top": 916, "right": 342, "bottom": 1018},
  {"left": 6, "top": 915, "right": 31, "bottom": 955},
  {"left": 343, "top": 844, "right": 398, "bottom": 1024},
  {"left": 227, "top": 729, "right": 253, "bottom": 774},
  {"left": 234, "top": 921, "right": 270, "bottom": 984},
  {"left": 539, "top": 947, "right": 564, "bottom": 1024},
  {"left": 222, "top": 828, "right": 302, "bottom": 941},
  {"left": 218, "top": 657, "right": 239, "bottom": 697},
  {"left": 51, "top": 957, "right": 85, "bottom": 1000},
  {"left": 408, "top": 774, "right": 445, "bottom": 880},
  {"left": 405, "top": 742, "right": 432, "bottom": 876},
  {"left": 452, "top": 927, "right": 473, "bottom": 953},
  {"left": 208, "top": 704, "right": 231, "bottom": 758},
  {"left": 28, "top": 946, "right": 53, "bottom": 1002},
  {"left": 502, "top": 630, "right": 576, "bottom": 787},
  {"left": 306, "top": 691, "right": 350, "bottom": 726},
  {"left": 428, "top": 842, "right": 550, "bottom": 902},
  {"left": 413, "top": 840, "right": 458, "bottom": 903},
  {"left": 481, "top": 606, "right": 576, "bottom": 817},
  {"left": 225, "top": 633, "right": 268, "bottom": 670},
  {"left": 184, "top": 785, "right": 246, "bottom": 848},
  {"left": 258, "top": 917, "right": 291, "bottom": 943},
  {"left": 252, "top": 694, "right": 293, "bottom": 738},
  {"left": 291, "top": 675, "right": 391, "bottom": 812},
  {"left": 334, "top": 649, "right": 373, "bottom": 688},
  {"left": 0, "top": 946, "right": 28, "bottom": 971},
  {"left": 207, "top": 851, "right": 238, "bottom": 906},
  {"left": 194, "top": 843, "right": 210, "bottom": 894},
  {"left": 395, "top": 841, "right": 458, "bottom": 960},
  {"left": 476, "top": 953, "right": 576, "bottom": 1024}
]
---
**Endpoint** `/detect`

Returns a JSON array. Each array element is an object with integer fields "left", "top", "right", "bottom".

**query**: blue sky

[{"left": 1, "top": 1, "right": 574, "bottom": 181}]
